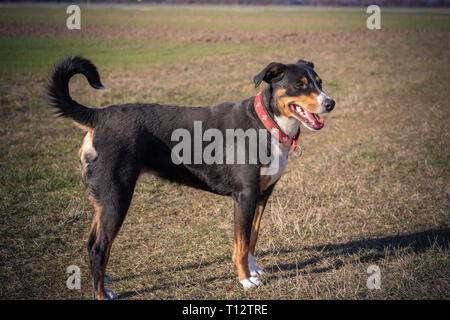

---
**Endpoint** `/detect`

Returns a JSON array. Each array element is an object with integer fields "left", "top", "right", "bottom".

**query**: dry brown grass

[{"left": 0, "top": 9, "right": 449, "bottom": 300}]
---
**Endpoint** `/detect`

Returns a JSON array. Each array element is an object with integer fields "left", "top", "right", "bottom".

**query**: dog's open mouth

[{"left": 289, "top": 103, "right": 324, "bottom": 130}]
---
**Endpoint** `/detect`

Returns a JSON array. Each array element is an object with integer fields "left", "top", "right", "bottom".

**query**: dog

[{"left": 47, "top": 56, "right": 335, "bottom": 299}]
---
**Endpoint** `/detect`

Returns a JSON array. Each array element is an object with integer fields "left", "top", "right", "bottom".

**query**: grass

[
  {"left": 0, "top": 5, "right": 449, "bottom": 300},
  {"left": 0, "top": 36, "right": 264, "bottom": 73},
  {"left": 1, "top": 7, "right": 450, "bottom": 31}
]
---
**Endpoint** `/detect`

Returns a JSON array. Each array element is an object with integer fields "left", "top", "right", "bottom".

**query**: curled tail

[{"left": 47, "top": 56, "right": 105, "bottom": 129}]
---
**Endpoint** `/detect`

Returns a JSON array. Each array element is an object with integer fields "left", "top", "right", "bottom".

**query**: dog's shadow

[
  {"left": 117, "top": 228, "right": 449, "bottom": 299},
  {"left": 264, "top": 228, "right": 449, "bottom": 281}
]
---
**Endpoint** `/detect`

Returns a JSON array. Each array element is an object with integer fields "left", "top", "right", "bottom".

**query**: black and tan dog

[{"left": 47, "top": 56, "right": 335, "bottom": 299}]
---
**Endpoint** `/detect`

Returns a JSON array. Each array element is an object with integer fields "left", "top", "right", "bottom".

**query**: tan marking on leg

[
  {"left": 232, "top": 232, "right": 250, "bottom": 281},
  {"left": 87, "top": 199, "right": 106, "bottom": 299},
  {"left": 259, "top": 175, "right": 273, "bottom": 193},
  {"left": 94, "top": 241, "right": 112, "bottom": 300},
  {"left": 249, "top": 201, "right": 265, "bottom": 256},
  {"left": 89, "top": 200, "right": 116, "bottom": 300},
  {"left": 94, "top": 274, "right": 106, "bottom": 300},
  {"left": 89, "top": 197, "right": 102, "bottom": 239}
]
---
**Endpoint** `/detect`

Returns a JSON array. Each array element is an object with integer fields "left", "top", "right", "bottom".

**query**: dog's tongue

[{"left": 305, "top": 110, "right": 324, "bottom": 129}]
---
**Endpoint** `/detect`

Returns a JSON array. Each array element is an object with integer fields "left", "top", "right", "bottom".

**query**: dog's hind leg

[{"left": 86, "top": 163, "right": 138, "bottom": 300}]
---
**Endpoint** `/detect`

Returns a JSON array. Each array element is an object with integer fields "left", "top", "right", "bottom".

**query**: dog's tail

[{"left": 47, "top": 56, "right": 105, "bottom": 129}]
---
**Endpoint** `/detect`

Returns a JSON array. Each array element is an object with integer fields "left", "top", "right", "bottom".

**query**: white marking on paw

[
  {"left": 240, "top": 278, "right": 257, "bottom": 289},
  {"left": 248, "top": 252, "right": 266, "bottom": 277},
  {"left": 239, "top": 276, "right": 263, "bottom": 290},
  {"left": 249, "top": 276, "right": 263, "bottom": 286}
]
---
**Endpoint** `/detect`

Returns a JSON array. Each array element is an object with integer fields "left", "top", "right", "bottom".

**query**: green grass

[
  {"left": 0, "top": 36, "right": 263, "bottom": 73},
  {"left": 1, "top": 7, "right": 449, "bottom": 31}
]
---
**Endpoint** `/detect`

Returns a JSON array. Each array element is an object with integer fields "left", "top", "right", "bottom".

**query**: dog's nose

[{"left": 324, "top": 99, "right": 335, "bottom": 112}]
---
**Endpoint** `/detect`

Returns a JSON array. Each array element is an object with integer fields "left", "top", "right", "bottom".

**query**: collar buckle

[{"left": 292, "top": 144, "right": 303, "bottom": 157}]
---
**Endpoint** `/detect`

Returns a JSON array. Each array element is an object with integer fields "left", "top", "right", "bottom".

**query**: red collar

[{"left": 254, "top": 89, "right": 300, "bottom": 152}]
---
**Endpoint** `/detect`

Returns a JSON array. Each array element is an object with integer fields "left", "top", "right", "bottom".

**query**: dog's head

[{"left": 254, "top": 59, "right": 335, "bottom": 131}]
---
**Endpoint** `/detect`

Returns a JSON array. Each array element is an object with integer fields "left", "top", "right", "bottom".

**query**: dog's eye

[{"left": 296, "top": 83, "right": 307, "bottom": 89}]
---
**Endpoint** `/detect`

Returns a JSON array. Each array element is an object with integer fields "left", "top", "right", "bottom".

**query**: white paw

[
  {"left": 104, "top": 289, "right": 118, "bottom": 300},
  {"left": 240, "top": 278, "right": 256, "bottom": 289},
  {"left": 104, "top": 274, "right": 114, "bottom": 283},
  {"left": 248, "top": 252, "right": 266, "bottom": 277},
  {"left": 239, "top": 277, "right": 263, "bottom": 289},
  {"left": 249, "top": 276, "right": 263, "bottom": 286}
]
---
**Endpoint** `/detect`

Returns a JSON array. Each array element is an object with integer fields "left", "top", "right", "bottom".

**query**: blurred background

[{"left": 2, "top": 0, "right": 450, "bottom": 7}]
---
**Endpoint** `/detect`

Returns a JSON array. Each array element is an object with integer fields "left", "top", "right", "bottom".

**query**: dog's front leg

[
  {"left": 232, "top": 189, "right": 262, "bottom": 289},
  {"left": 248, "top": 183, "right": 276, "bottom": 277}
]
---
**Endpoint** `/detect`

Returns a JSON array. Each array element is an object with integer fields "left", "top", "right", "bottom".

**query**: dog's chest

[{"left": 259, "top": 139, "right": 290, "bottom": 191}]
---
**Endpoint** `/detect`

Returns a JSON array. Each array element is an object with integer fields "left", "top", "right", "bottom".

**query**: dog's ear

[
  {"left": 254, "top": 62, "right": 286, "bottom": 88},
  {"left": 297, "top": 59, "right": 314, "bottom": 69}
]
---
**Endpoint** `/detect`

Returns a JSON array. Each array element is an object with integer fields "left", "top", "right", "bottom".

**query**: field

[{"left": 0, "top": 3, "right": 449, "bottom": 300}]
